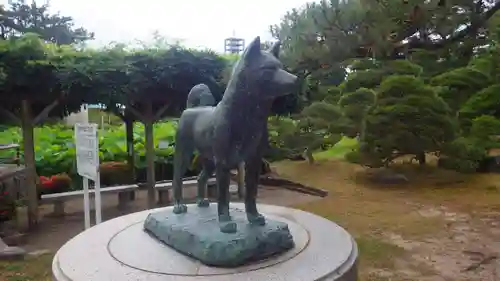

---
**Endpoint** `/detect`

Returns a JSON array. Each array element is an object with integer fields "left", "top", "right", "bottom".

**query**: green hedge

[
  {"left": 0, "top": 122, "right": 180, "bottom": 182},
  {"left": 0, "top": 118, "right": 307, "bottom": 189}
]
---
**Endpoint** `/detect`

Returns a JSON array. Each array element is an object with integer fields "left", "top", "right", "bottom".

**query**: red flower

[
  {"left": 39, "top": 176, "right": 55, "bottom": 189},
  {"left": 43, "top": 181, "right": 55, "bottom": 189}
]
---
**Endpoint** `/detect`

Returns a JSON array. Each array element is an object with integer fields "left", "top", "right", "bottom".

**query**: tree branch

[
  {"left": 0, "top": 106, "right": 20, "bottom": 125},
  {"left": 33, "top": 99, "right": 60, "bottom": 125},
  {"left": 126, "top": 104, "right": 146, "bottom": 123},
  {"left": 398, "top": 1, "right": 500, "bottom": 51},
  {"left": 154, "top": 103, "right": 171, "bottom": 121}
]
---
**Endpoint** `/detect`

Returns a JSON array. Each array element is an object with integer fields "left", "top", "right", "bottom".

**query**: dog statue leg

[
  {"left": 237, "top": 161, "right": 245, "bottom": 199},
  {"left": 172, "top": 135, "right": 193, "bottom": 214},
  {"left": 196, "top": 159, "right": 214, "bottom": 207},
  {"left": 244, "top": 155, "right": 266, "bottom": 225},
  {"left": 244, "top": 125, "right": 267, "bottom": 225},
  {"left": 215, "top": 163, "right": 237, "bottom": 233}
]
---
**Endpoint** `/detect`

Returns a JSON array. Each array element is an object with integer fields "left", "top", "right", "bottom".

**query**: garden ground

[
  {"left": 278, "top": 159, "right": 500, "bottom": 281},
  {"left": 2, "top": 158, "right": 500, "bottom": 281}
]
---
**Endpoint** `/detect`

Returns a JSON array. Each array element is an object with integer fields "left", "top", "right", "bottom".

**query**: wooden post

[
  {"left": 20, "top": 100, "right": 38, "bottom": 229},
  {"left": 125, "top": 117, "right": 136, "bottom": 201},
  {"left": 144, "top": 102, "right": 156, "bottom": 208},
  {"left": 125, "top": 118, "right": 135, "bottom": 180}
]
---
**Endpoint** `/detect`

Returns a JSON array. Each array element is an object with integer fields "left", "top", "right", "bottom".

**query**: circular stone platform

[{"left": 53, "top": 203, "right": 358, "bottom": 281}]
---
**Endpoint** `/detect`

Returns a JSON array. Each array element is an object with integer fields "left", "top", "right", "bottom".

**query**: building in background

[
  {"left": 65, "top": 104, "right": 89, "bottom": 125},
  {"left": 65, "top": 104, "right": 123, "bottom": 127},
  {"left": 224, "top": 31, "right": 245, "bottom": 54}
]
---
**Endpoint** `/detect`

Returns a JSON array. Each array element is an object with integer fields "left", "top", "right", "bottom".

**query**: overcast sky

[{"left": 11, "top": 0, "right": 312, "bottom": 52}]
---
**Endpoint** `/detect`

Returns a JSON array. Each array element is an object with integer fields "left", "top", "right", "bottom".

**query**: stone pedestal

[
  {"left": 53, "top": 203, "right": 358, "bottom": 281},
  {"left": 144, "top": 206, "right": 295, "bottom": 267}
]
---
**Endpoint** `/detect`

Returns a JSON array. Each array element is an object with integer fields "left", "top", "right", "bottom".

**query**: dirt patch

[
  {"left": 274, "top": 159, "right": 500, "bottom": 281},
  {"left": 383, "top": 206, "right": 500, "bottom": 281}
]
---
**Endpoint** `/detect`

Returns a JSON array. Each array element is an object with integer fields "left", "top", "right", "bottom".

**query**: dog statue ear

[
  {"left": 244, "top": 36, "right": 261, "bottom": 60},
  {"left": 269, "top": 41, "right": 281, "bottom": 58}
]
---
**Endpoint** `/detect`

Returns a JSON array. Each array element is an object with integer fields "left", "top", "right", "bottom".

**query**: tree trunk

[
  {"left": 261, "top": 159, "right": 271, "bottom": 175},
  {"left": 303, "top": 147, "right": 315, "bottom": 165},
  {"left": 144, "top": 103, "right": 155, "bottom": 208},
  {"left": 417, "top": 152, "right": 426, "bottom": 166},
  {"left": 125, "top": 118, "right": 135, "bottom": 180},
  {"left": 21, "top": 100, "right": 38, "bottom": 229}
]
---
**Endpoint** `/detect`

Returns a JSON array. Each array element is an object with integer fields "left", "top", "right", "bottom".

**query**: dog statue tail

[
  {"left": 186, "top": 83, "right": 216, "bottom": 170},
  {"left": 186, "top": 83, "right": 216, "bottom": 109}
]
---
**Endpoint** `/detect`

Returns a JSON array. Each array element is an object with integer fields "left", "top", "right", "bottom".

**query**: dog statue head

[{"left": 228, "top": 36, "right": 297, "bottom": 100}]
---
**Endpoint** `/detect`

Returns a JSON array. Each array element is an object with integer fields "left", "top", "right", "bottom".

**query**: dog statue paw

[
  {"left": 219, "top": 221, "right": 237, "bottom": 233},
  {"left": 173, "top": 202, "right": 188, "bottom": 214},
  {"left": 247, "top": 212, "right": 266, "bottom": 226},
  {"left": 218, "top": 214, "right": 237, "bottom": 233},
  {"left": 196, "top": 198, "right": 210, "bottom": 207}
]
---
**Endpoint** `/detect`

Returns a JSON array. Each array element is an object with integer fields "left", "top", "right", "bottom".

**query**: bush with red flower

[
  {"left": 100, "top": 162, "right": 134, "bottom": 186},
  {"left": 37, "top": 173, "right": 72, "bottom": 198}
]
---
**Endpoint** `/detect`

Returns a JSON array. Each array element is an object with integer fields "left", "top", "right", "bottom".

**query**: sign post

[{"left": 74, "top": 123, "right": 101, "bottom": 229}]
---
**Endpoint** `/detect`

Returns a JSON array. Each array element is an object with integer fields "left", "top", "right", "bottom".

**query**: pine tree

[
  {"left": 353, "top": 75, "right": 455, "bottom": 167},
  {"left": 0, "top": 1, "right": 94, "bottom": 45},
  {"left": 338, "top": 87, "right": 375, "bottom": 138}
]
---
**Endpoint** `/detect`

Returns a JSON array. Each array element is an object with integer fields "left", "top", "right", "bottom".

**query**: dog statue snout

[{"left": 273, "top": 68, "right": 298, "bottom": 94}]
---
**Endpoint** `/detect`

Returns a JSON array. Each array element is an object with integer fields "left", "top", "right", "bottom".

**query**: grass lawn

[
  {"left": 313, "top": 136, "right": 359, "bottom": 160},
  {"left": 0, "top": 253, "right": 53, "bottom": 281}
]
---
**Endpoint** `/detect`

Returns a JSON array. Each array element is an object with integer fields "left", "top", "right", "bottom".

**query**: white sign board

[
  {"left": 75, "top": 123, "right": 99, "bottom": 181},
  {"left": 158, "top": 140, "right": 170, "bottom": 149},
  {"left": 74, "top": 123, "right": 102, "bottom": 228}
]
